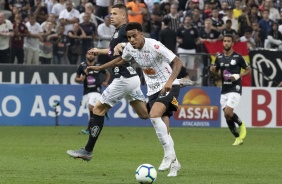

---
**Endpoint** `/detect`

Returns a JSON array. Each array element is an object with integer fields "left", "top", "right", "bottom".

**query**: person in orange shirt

[{"left": 126, "top": 0, "right": 147, "bottom": 25}]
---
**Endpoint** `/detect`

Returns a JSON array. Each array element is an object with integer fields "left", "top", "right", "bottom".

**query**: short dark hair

[
  {"left": 163, "top": 17, "right": 171, "bottom": 26},
  {"left": 223, "top": 34, "right": 234, "bottom": 42},
  {"left": 125, "top": 22, "right": 143, "bottom": 32},
  {"left": 111, "top": 3, "right": 127, "bottom": 12}
]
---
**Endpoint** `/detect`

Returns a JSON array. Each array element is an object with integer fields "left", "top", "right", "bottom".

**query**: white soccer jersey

[{"left": 122, "top": 38, "right": 179, "bottom": 96}]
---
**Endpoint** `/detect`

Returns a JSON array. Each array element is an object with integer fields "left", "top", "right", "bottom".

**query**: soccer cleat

[
  {"left": 167, "top": 159, "right": 181, "bottom": 177},
  {"left": 67, "top": 148, "right": 92, "bottom": 161},
  {"left": 81, "top": 129, "right": 90, "bottom": 135},
  {"left": 232, "top": 138, "right": 243, "bottom": 146},
  {"left": 158, "top": 154, "right": 176, "bottom": 171},
  {"left": 239, "top": 122, "right": 247, "bottom": 139},
  {"left": 178, "top": 78, "right": 195, "bottom": 87}
]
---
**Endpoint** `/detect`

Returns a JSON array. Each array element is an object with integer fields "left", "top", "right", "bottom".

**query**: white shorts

[
  {"left": 220, "top": 92, "right": 241, "bottom": 109},
  {"left": 99, "top": 75, "right": 146, "bottom": 107},
  {"left": 81, "top": 92, "right": 101, "bottom": 108}
]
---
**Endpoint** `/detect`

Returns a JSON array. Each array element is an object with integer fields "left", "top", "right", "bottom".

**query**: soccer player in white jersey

[{"left": 85, "top": 22, "right": 183, "bottom": 177}]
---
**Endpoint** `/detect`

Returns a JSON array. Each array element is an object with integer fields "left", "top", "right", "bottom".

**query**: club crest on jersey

[
  {"left": 154, "top": 45, "right": 159, "bottom": 49},
  {"left": 113, "top": 32, "right": 119, "bottom": 38},
  {"left": 230, "top": 59, "right": 236, "bottom": 65}
]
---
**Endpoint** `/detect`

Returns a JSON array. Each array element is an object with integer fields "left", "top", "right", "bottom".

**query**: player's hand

[
  {"left": 88, "top": 48, "right": 99, "bottom": 56},
  {"left": 102, "top": 82, "right": 108, "bottom": 87},
  {"left": 161, "top": 81, "right": 173, "bottom": 96},
  {"left": 85, "top": 66, "right": 100, "bottom": 74},
  {"left": 230, "top": 74, "right": 240, "bottom": 82},
  {"left": 80, "top": 75, "right": 85, "bottom": 82},
  {"left": 114, "top": 43, "right": 124, "bottom": 56},
  {"left": 210, "top": 66, "right": 216, "bottom": 73}
]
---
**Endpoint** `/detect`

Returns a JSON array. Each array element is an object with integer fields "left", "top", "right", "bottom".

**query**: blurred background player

[
  {"left": 210, "top": 34, "right": 251, "bottom": 145},
  {"left": 75, "top": 51, "right": 110, "bottom": 135}
]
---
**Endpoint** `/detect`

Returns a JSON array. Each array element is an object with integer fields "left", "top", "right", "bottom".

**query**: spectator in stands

[
  {"left": 8, "top": 5, "right": 20, "bottom": 22},
  {"left": 259, "top": 9, "right": 274, "bottom": 34},
  {"left": 177, "top": 15, "right": 200, "bottom": 70},
  {"left": 203, "top": 2, "right": 212, "bottom": 20},
  {"left": 191, "top": 7, "right": 203, "bottom": 30},
  {"left": 219, "top": 19, "right": 239, "bottom": 42},
  {"left": 45, "top": 0, "right": 57, "bottom": 14},
  {"left": 67, "top": 23, "right": 86, "bottom": 65},
  {"left": 97, "top": 15, "right": 115, "bottom": 64},
  {"left": 80, "top": 12, "right": 97, "bottom": 62},
  {"left": 24, "top": 14, "right": 43, "bottom": 65},
  {"left": 183, "top": 0, "right": 200, "bottom": 17},
  {"left": 59, "top": 0, "right": 80, "bottom": 35},
  {"left": 79, "top": 3, "right": 103, "bottom": 27},
  {"left": 9, "top": 0, "right": 30, "bottom": 21},
  {"left": 264, "top": 0, "right": 280, "bottom": 21},
  {"left": 219, "top": 1, "right": 229, "bottom": 18},
  {"left": 159, "top": 16, "right": 176, "bottom": 53},
  {"left": 150, "top": 0, "right": 164, "bottom": 40},
  {"left": 249, "top": 4, "right": 261, "bottom": 23},
  {"left": 238, "top": 7, "right": 251, "bottom": 36},
  {"left": 240, "top": 28, "right": 255, "bottom": 50},
  {"left": 126, "top": 0, "right": 147, "bottom": 25},
  {"left": 199, "top": 18, "right": 220, "bottom": 43},
  {"left": 233, "top": 0, "right": 242, "bottom": 19},
  {"left": 96, "top": 0, "right": 111, "bottom": 19},
  {"left": 31, "top": 0, "right": 48, "bottom": 25},
  {"left": 76, "top": 0, "right": 89, "bottom": 13},
  {"left": 0, "top": 12, "right": 13, "bottom": 63},
  {"left": 11, "top": 13, "right": 29, "bottom": 64},
  {"left": 41, "top": 13, "right": 57, "bottom": 31},
  {"left": 211, "top": 8, "right": 225, "bottom": 32},
  {"left": 264, "top": 22, "right": 282, "bottom": 50},
  {"left": 48, "top": 25, "right": 68, "bottom": 64},
  {"left": 39, "top": 21, "right": 55, "bottom": 64},
  {"left": 209, "top": 0, "right": 220, "bottom": 10},
  {"left": 164, "top": 3, "right": 181, "bottom": 32},
  {"left": 223, "top": 7, "right": 238, "bottom": 32},
  {"left": 51, "top": 0, "right": 66, "bottom": 21},
  {"left": 251, "top": 21, "right": 266, "bottom": 48}
]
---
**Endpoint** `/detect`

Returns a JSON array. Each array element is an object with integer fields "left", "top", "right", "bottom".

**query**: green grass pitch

[{"left": 0, "top": 126, "right": 281, "bottom": 184}]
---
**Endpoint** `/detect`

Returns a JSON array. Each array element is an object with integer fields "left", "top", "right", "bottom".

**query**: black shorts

[{"left": 147, "top": 85, "right": 180, "bottom": 117}]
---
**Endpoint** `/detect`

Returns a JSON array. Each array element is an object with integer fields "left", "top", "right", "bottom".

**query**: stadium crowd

[{"left": 0, "top": 0, "right": 282, "bottom": 65}]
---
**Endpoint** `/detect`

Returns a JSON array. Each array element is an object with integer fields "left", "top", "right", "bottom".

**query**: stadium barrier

[
  {"left": 221, "top": 87, "right": 282, "bottom": 128},
  {"left": 0, "top": 84, "right": 221, "bottom": 127}
]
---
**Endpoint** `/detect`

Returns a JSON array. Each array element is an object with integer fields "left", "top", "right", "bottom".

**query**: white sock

[
  {"left": 150, "top": 117, "right": 172, "bottom": 156},
  {"left": 168, "top": 134, "right": 176, "bottom": 156}
]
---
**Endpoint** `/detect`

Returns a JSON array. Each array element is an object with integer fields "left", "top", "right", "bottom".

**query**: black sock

[
  {"left": 87, "top": 111, "right": 95, "bottom": 131},
  {"left": 231, "top": 113, "right": 242, "bottom": 126},
  {"left": 226, "top": 119, "right": 239, "bottom": 137},
  {"left": 85, "top": 114, "right": 105, "bottom": 152}
]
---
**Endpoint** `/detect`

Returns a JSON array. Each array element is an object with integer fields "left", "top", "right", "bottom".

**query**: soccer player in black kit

[
  {"left": 75, "top": 51, "right": 110, "bottom": 135},
  {"left": 210, "top": 34, "right": 251, "bottom": 145},
  {"left": 67, "top": 4, "right": 149, "bottom": 160}
]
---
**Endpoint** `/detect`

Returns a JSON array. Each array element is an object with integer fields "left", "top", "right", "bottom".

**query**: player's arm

[
  {"left": 86, "top": 57, "right": 124, "bottom": 72},
  {"left": 231, "top": 56, "right": 252, "bottom": 81},
  {"left": 88, "top": 48, "right": 109, "bottom": 55},
  {"left": 102, "top": 70, "right": 111, "bottom": 87},
  {"left": 210, "top": 56, "right": 221, "bottom": 78},
  {"left": 164, "top": 57, "right": 182, "bottom": 93}
]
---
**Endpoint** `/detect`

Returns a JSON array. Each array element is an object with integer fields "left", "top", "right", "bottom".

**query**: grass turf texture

[{"left": 0, "top": 127, "right": 281, "bottom": 184}]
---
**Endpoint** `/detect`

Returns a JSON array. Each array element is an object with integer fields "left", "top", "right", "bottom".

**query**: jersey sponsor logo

[
  {"left": 154, "top": 45, "right": 159, "bottom": 49},
  {"left": 126, "top": 66, "right": 137, "bottom": 74},
  {"left": 142, "top": 67, "right": 156, "bottom": 75},
  {"left": 148, "top": 82, "right": 160, "bottom": 90},
  {"left": 114, "top": 67, "right": 119, "bottom": 73},
  {"left": 113, "top": 32, "right": 118, "bottom": 39}
]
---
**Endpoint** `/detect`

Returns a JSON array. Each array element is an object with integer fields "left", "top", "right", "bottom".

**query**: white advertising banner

[{"left": 221, "top": 87, "right": 282, "bottom": 128}]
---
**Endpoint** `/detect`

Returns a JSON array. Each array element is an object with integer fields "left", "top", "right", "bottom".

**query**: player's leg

[
  {"left": 129, "top": 100, "right": 149, "bottom": 119},
  {"left": 225, "top": 93, "right": 246, "bottom": 143},
  {"left": 149, "top": 85, "right": 180, "bottom": 171},
  {"left": 162, "top": 116, "right": 181, "bottom": 177},
  {"left": 221, "top": 94, "right": 240, "bottom": 143}
]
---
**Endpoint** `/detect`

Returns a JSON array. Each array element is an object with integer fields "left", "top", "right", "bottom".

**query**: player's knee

[
  {"left": 224, "top": 110, "right": 233, "bottom": 119},
  {"left": 139, "top": 113, "right": 149, "bottom": 119},
  {"left": 93, "top": 103, "right": 111, "bottom": 116}
]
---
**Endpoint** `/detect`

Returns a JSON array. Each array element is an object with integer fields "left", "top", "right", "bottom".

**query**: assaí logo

[{"left": 174, "top": 88, "right": 218, "bottom": 120}]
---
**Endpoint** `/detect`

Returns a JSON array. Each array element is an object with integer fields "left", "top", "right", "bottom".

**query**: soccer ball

[{"left": 135, "top": 163, "right": 157, "bottom": 184}]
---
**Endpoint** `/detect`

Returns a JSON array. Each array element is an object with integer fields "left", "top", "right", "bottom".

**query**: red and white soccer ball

[{"left": 135, "top": 163, "right": 157, "bottom": 183}]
